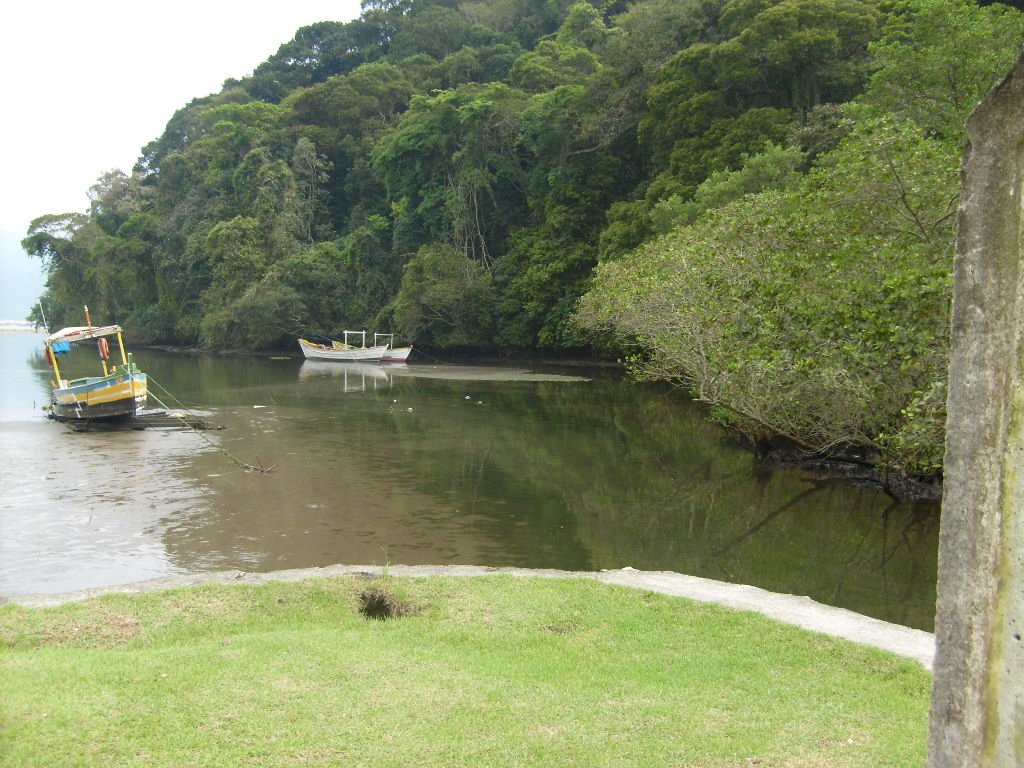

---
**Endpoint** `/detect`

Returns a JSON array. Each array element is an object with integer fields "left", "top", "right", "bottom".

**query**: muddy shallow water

[{"left": 0, "top": 332, "right": 940, "bottom": 629}]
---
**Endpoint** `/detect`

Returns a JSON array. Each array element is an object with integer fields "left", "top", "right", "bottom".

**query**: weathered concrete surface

[
  {"left": 929, "top": 52, "right": 1024, "bottom": 767},
  {"left": 5, "top": 564, "right": 935, "bottom": 670}
]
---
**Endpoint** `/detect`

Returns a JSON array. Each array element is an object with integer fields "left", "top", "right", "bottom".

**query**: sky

[{"left": 0, "top": 0, "right": 362, "bottom": 318}]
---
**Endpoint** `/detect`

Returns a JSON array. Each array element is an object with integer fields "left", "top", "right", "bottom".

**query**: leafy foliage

[
  {"left": 858, "top": 0, "right": 1024, "bottom": 144},
  {"left": 392, "top": 243, "right": 496, "bottom": 347}
]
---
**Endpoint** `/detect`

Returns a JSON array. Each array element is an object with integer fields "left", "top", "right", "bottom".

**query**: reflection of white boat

[
  {"left": 299, "top": 361, "right": 392, "bottom": 392},
  {"left": 298, "top": 331, "right": 387, "bottom": 362},
  {"left": 299, "top": 361, "right": 389, "bottom": 381},
  {"left": 374, "top": 333, "right": 413, "bottom": 363}
]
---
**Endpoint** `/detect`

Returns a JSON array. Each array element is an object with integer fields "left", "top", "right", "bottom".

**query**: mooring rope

[{"left": 146, "top": 376, "right": 277, "bottom": 473}]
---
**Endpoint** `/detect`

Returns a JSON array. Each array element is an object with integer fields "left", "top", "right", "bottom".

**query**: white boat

[
  {"left": 297, "top": 331, "right": 387, "bottom": 362},
  {"left": 374, "top": 333, "right": 413, "bottom": 363}
]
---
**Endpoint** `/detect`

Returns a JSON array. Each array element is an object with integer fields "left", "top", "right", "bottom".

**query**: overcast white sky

[{"left": 0, "top": 0, "right": 363, "bottom": 235}]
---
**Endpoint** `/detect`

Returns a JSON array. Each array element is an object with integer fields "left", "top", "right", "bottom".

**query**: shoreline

[{"left": 4, "top": 564, "right": 936, "bottom": 670}]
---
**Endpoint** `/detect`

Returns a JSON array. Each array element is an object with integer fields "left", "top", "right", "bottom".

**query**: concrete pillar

[{"left": 928, "top": 53, "right": 1024, "bottom": 767}]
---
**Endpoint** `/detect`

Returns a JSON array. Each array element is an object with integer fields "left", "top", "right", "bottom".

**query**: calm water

[{"left": 0, "top": 332, "right": 940, "bottom": 629}]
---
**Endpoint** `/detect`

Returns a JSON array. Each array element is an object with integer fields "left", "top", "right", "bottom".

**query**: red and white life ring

[{"left": 98, "top": 337, "right": 110, "bottom": 360}]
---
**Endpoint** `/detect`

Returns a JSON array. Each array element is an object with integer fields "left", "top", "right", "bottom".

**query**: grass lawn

[{"left": 0, "top": 575, "right": 930, "bottom": 767}]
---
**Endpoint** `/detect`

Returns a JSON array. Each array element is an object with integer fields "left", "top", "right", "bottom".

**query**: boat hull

[
  {"left": 381, "top": 346, "right": 412, "bottom": 363},
  {"left": 49, "top": 372, "right": 148, "bottom": 422},
  {"left": 298, "top": 339, "right": 387, "bottom": 362}
]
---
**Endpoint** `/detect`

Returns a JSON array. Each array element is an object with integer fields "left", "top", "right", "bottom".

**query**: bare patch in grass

[
  {"left": 540, "top": 617, "right": 581, "bottom": 635},
  {"left": 358, "top": 586, "right": 417, "bottom": 620}
]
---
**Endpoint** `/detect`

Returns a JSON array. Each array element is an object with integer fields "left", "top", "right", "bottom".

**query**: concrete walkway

[{"left": 6, "top": 564, "right": 936, "bottom": 670}]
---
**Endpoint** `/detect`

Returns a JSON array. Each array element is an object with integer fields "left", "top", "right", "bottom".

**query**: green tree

[
  {"left": 858, "top": 0, "right": 1024, "bottom": 143},
  {"left": 495, "top": 227, "right": 595, "bottom": 348},
  {"left": 22, "top": 213, "right": 92, "bottom": 329},
  {"left": 391, "top": 242, "right": 496, "bottom": 346},
  {"left": 733, "top": 0, "right": 882, "bottom": 111},
  {"left": 389, "top": 4, "right": 505, "bottom": 60},
  {"left": 460, "top": 0, "right": 579, "bottom": 49},
  {"left": 372, "top": 83, "right": 529, "bottom": 267},
  {"left": 576, "top": 116, "right": 959, "bottom": 478},
  {"left": 279, "top": 242, "right": 363, "bottom": 334},
  {"left": 509, "top": 39, "right": 602, "bottom": 92},
  {"left": 650, "top": 143, "right": 805, "bottom": 232},
  {"left": 291, "top": 138, "right": 333, "bottom": 243},
  {"left": 639, "top": 0, "right": 881, "bottom": 168},
  {"left": 238, "top": 21, "right": 378, "bottom": 102},
  {"left": 435, "top": 43, "right": 522, "bottom": 89}
]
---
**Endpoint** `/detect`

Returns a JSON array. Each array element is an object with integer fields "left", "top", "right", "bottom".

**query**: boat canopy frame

[
  {"left": 342, "top": 330, "right": 370, "bottom": 350},
  {"left": 44, "top": 324, "right": 131, "bottom": 386},
  {"left": 45, "top": 325, "right": 124, "bottom": 345}
]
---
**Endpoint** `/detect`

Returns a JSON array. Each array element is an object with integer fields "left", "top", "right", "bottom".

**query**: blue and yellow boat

[{"left": 43, "top": 307, "right": 147, "bottom": 423}]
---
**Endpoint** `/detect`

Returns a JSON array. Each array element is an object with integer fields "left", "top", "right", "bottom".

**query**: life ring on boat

[{"left": 98, "top": 337, "right": 110, "bottom": 360}]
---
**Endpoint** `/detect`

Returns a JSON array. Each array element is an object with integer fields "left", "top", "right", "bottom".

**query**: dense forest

[{"left": 24, "top": 0, "right": 1024, "bottom": 481}]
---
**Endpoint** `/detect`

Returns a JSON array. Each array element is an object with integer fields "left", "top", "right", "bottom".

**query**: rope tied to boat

[{"left": 146, "top": 376, "right": 277, "bottom": 474}]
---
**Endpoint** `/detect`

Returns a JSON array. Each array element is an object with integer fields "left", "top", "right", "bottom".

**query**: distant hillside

[{"left": 0, "top": 231, "right": 45, "bottom": 321}]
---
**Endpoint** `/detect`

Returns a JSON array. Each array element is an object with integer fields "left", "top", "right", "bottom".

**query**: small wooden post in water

[{"left": 928, "top": 53, "right": 1024, "bottom": 767}]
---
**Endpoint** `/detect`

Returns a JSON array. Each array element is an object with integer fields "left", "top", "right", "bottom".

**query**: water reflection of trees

[
  {"left": 377, "top": 374, "right": 938, "bottom": 629},
  {"left": 149, "top": 355, "right": 937, "bottom": 630},
  {"left": 551, "top": 393, "right": 939, "bottom": 630}
]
